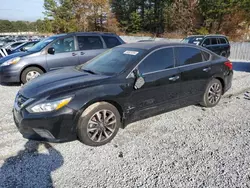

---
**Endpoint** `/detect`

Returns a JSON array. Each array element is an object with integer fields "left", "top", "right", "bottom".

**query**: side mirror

[
  {"left": 133, "top": 69, "right": 145, "bottom": 89},
  {"left": 48, "top": 47, "right": 55, "bottom": 55}
]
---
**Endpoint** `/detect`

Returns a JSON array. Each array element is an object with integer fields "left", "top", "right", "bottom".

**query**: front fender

[{"left": 68, "top": 84, "right": 127, "bottom": 112}]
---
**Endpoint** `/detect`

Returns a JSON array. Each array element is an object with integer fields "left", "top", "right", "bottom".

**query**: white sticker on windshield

[{"left": 123, "top": 51, "right": 139, "bottom": 55}]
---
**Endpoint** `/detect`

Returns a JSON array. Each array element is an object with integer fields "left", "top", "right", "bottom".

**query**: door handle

[
  {"left": 80, "top": 52, "right": 85, "bottom": 55},
  {"left": 72, "top": 52, "right": 77, "bottom": 56},
  {"left": 203, "top": 67, "right": 211, "bottom": 72},
  {"left": 169, "top": 75, "right": 180, "bottom": 81}
]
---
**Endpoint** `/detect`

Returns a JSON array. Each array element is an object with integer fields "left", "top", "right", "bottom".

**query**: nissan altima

[{"left": 13, "top": 42, "right": 233, "bottom": 146}]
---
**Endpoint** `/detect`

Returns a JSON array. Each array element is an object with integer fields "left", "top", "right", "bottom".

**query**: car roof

[
  {"left": 187, "top": 34, "right": 227, "bottom": 38},
  {"left": 64, "top": 32, "right": 118, "bottom": 36},
  {"left": 118, "top": 42, "right": 202, "bottom": 50}
]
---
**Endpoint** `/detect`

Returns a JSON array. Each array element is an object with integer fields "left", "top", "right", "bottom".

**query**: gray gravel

[{"left": 0, "top": 62, "right": 250, "bottom": 188}]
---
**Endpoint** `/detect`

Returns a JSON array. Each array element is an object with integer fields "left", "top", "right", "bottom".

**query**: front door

[
  {"left": 46, "top": 36, "right": 79, "bottom": 71},
  {"left": 127, "top": 47, "right": 181, "bottom": 120},
  {"left": 175, "top": 47, "right": 212, "bottom": 104},
  {"left": 76, "top": 35, "right": 106, "bottom": 64}
]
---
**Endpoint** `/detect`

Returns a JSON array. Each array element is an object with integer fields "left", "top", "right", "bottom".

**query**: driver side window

[
  {"left": 138, "top": 48, "right": 174, "bottom": 75},
  {"left": 51, "top": 37, "right": 75, "bottom": 54}
]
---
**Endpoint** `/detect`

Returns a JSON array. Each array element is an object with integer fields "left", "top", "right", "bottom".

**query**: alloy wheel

[
  {"left": 208, "top": 83, "right": 221, "bottom": 104},
  {"left": 26, "top": 71, "right": 41, "bottom": 82},
  {"left": 87, "top": 110, "right": 117, "bottom": 143}
]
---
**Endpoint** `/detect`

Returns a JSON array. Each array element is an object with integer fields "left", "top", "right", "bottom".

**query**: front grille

[{"left": 16, "top": 94, "right": 29, "bottom": 108}]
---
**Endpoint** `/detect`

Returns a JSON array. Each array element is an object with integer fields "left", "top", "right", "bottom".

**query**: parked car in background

[
  {"left": 7, "top": 41, "right": 39, "bottom": 55},
  {"left": 13, "top": 42, "right": 233, "bottom": 146},
  {"left": 182, "top": 35, "right": 230, "bottom": 58},
  {"left": 3, "top": 41, "right": 26, "bottom": 50},
  {"left": 0, "top": 32, "right": 125, "bottom": 84},
  {"left": 0, "top": 39, "right": 16, "bottom": 48}
]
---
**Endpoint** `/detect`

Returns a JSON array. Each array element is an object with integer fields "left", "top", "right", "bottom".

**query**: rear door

[
  {"left": 129, "top": 47, "right": 181, "bottom": 118},
  {"left": 46, "top": 36, "right": 79, "bottom": 71},
  {"left": 206, "top": 37, "right": 221, "bottom": 55},
  {"left": 175, "top": 47, "right": 212, "bottom": 104},
  {"left": 76, "top": 35, "right": 106, "bottom": 64}
]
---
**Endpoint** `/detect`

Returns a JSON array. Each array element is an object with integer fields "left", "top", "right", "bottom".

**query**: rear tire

[
  {"left": 77, "top": 102, "right": 121, "bottom": 146},
  {"left": 200, "top": 79, "right": 222, "bottom": 108},
  {"left": 21, "top": 67, "right": 44, "bottom": 84}
]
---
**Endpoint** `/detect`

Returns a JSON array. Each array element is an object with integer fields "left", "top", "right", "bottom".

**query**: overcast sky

[{"left": 0, "top": 0, "right": 44, "bottom": 21}]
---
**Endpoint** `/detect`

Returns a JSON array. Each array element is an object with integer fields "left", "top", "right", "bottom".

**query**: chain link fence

[{"left": 120, "top": 36, "right": 250, "bottom": 61}]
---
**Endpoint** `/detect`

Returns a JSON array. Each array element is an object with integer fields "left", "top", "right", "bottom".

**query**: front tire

[
  {"left": 21, "top": 67, "right": 44, "bottom": 84},
  {"left": 201, "top": 79, "right": 222, "bottom": 108},
  {"left": 77, "top": 102, "right": 121, "bottom": 146}
]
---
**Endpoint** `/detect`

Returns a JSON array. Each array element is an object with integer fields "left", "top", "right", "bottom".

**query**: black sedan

[{"left": 13, "top": 42, "right": 233, "bottom": 146}]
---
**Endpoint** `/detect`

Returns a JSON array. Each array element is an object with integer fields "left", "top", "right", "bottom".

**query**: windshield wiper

[{"left": 82, "top": 69, "right": 97, "bottom": 75}]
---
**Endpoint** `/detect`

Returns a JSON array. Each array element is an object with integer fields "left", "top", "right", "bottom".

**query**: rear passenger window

[
  {"left": 175, "top": 47, "right": 203, "bottom": 66},
  {"left": 211, "top": 38, "right": 218, "bottom": 45},
  {"left": 139, "top": 48, "right": 174, "bottom": 74},
  {"left": 219, "top": 38, "right": 227, "bottom": 44},
  {"left": 102, "top": 36, "right": 121, "bottom": 48},
  {"left": 77, "top": 36, "right": 103, "bottom": 50}
]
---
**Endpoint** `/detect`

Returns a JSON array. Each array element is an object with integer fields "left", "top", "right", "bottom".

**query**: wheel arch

[
  {"left": 20, "top": 64, "right": 46, "bottom": 82},
  {"left": 214, "top": 77, "right": 225, "bottom": 94},
  {"left": 77, "top": 99, "right": 125, "bottom": 128}
]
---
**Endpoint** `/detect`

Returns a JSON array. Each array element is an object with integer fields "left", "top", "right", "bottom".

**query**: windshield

[
  {"left": 182, "top": 37, "right": 204, "bottom": 45},
  {"left": 28, "top": 36, "right": 60, "bottom": 52},
  {"left": 80, "top": 47, "right": 146, "bottom": 75}
]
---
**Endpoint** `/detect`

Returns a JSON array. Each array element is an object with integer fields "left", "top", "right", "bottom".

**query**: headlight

[
  {"left": 1, "top": 57, "right": 21, "bottom": 67},
  {"left": 27, "top": 97, "right": 72, "bottom": 113}
]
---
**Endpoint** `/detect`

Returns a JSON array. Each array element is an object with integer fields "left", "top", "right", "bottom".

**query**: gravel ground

[{"left": 0, "top": 62, "right": 250, "bottom": 188}]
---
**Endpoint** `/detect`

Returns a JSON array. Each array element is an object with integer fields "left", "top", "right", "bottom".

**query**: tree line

[{"left": 1, "top": 0, "right": 250, "bottom": 39}]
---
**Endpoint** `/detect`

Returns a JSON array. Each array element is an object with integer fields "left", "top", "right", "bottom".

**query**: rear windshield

[
  {"left": 182, "top": 37, "right": 204, "bottom": 45},
  {"left": 80, "top": 47, "right": 146, "bottom": 75}
]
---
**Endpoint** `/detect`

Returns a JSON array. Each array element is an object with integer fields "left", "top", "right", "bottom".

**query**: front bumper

[
  {"left": 0, "top": 66, "right": 20, "bottom": 83},
  {"left": 13, "top": 106, "right": 78, "bottom": 143}
]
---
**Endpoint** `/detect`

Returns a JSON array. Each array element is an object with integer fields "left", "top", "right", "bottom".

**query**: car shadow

[
  {"left": 232, "top": 61, "right": 250, "bottom": 72},
  {"left": 0, "top": 82, "right": 21, "bottom": 87},
  {"left": 0, "top": 141, "right": 64, "bottom": 188}
]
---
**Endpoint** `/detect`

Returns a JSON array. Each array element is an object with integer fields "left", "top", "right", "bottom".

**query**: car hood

[
  {"left": 0, "top": 51, "right": 34, "bottom": 64},
  {"left": 19, "top": 67, "right": 110, "bottom": 98}
]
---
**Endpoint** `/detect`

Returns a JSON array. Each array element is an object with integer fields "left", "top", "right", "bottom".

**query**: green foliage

[
  {"left": 1, "top": 0, "right": 250, "bottom": 37},
  {"left": 196, "top": 27, "right": 209, "bottom": 35},
  {"left": 128, "top": 12, "right": 142, "bottom": 33}
]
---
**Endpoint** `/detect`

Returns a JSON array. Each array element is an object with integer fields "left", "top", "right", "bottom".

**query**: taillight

[{"left": 224, "top": 61, "right": 233, "bottom": 70}]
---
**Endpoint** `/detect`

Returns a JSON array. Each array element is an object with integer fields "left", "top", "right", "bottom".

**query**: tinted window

[
  {"left": 102, "top": 36, "right": 121, "bottom": 48},
  {"left": 81, "top": 48, "right": 145, "bottom": 75},
  {"left": 52, "top": 37, "right": 75, "bottom": 53},
  {"left": 202, "top": 51, "right": 210, "bottom": 61},
  {"left": 219, "top": 38, "right": 227, "bottom": 44},
  {"left": 24, "top": 42, "right": 36, "bottom": 48},
  {"left": 11, "top": 42, "right": 23, "bottom": 48},
  {"left": 175, "top": 47, "right": 203, "bottom": 66},
  {"left": 77, "top": 36, "right": 103, "bottom": 50},
  {"left": 211, "top": 38, "right": 218, "bottom": 45},
  {"left": 203, "top": 38, "right": 210, "bottom": 45},
  {"left": 139, "top": 48, "right": 174, "bottom": 74}
]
